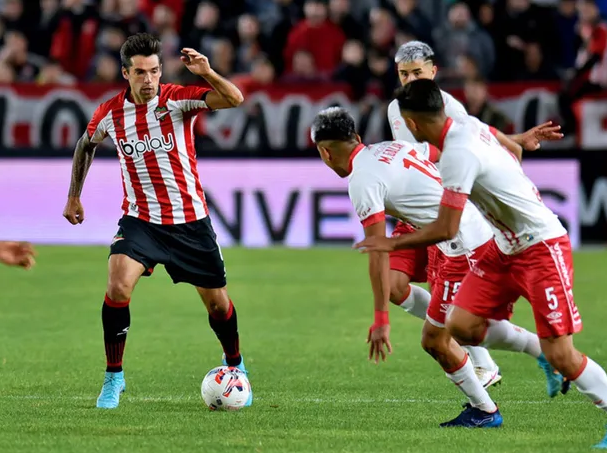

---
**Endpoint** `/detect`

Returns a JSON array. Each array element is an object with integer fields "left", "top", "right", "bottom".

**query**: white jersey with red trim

[
  {"left": 438, "top": 115, "right": 567, "bottom": 255},
  {"left": 348, "top": 140, "right": 493, "bottom": 257},
  {"left": 388, "top": 89, "right": 467, "bottom": 143},
  {"left": 87, "top": 83, "right": 211, "bottom": 225}
]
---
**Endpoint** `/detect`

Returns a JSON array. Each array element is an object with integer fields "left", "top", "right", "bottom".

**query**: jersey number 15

[{"left": 403, "top": 150, "right": 442, "bottom": 185}]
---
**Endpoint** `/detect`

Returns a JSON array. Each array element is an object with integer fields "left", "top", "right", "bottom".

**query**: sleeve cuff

[
  {"left": 440, "top": 190, "right": 468, "bottom": 210},
  {"left": 361, "top": 211, "right": 385, "bottom": 227}
]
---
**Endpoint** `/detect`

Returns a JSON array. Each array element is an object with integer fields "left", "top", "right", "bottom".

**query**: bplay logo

[{"left": 118, "top": 133, "right": 175, "bottom": 157}]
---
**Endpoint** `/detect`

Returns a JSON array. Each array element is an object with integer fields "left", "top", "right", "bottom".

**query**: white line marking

[{"left": 0, "top": 395, "right": 586, "bottom": 405}]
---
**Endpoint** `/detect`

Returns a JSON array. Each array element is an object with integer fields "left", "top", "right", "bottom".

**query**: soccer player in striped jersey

[{"left": 62, "top": 33, "right": 250, "bottom": 409}]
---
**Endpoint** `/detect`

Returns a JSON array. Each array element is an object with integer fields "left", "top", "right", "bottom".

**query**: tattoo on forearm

[{"left": 68, "top": 133, "right": 97, "bottom": 197}]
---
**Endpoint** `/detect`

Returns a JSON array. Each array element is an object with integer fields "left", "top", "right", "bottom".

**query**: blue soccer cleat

[
  {"left": 222, "top": 354, "right": 252, "bottom": 407},
  {"left": 594, "top": 427, "right": 607, "bottom": 449},
  {"left": 440, "top": 403, "right": 503, "bottom": 428},
  {"left": 537, "top": 353, "right": 567, "bottom": 398},
  {"left": 96, "top": 371, "right": 126, "bottom": 409}
]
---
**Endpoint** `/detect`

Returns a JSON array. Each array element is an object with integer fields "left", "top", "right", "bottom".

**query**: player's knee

[
  {"left": 197, "top": 287, "right": 230, "bottom": 315},
  {"left": 106, "top": 280, "right": 134, "bottom": 302},
  {"left": 389, "top": 271, "right": 410, "bottom": 305},
  {"left": 421, "top": 323, "right": 448, "bottom": 358},
  {"left": 445, "top": 316, "right": 474, "bottom": 345}
]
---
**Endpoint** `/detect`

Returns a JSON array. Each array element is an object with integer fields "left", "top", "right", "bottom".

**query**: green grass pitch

[{"left": 1, "top": 246, "right": 607, "bottom": 452}]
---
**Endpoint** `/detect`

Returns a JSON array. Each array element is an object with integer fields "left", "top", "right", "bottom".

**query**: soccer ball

[{"left": 200, "top": 366, "right": 251, "bottom": 411}]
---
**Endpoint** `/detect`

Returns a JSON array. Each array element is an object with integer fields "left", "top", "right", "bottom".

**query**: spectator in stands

[
  {"left": 328, "top": 0, "right": 364, "bottom": 41},
  {"left": 37, "top": 59, "right": 77, "bottom": 85},
  {"left": 516, "top": 41, "right": 560, "bottom": 81},
  {"left": 282, "top": 49, "right": 323, "bottom": 82},
  {"left": 150, "top": 3, "right": 181, "bottom": 81},
  {"left": 464, "top": 76, "right": 513, "bottom": 132},
  {"left": 88, "top": 53, "right": 120, "bottom": 83},
  {"left": 210, "top": 38, "right": 236, "bottom": 77},
  {"left": 139, "top": 0, "right": 185, "bottom": 32},
  {"left": 554, "top": 0, "right": 579, "bottom": 74},
  {"left": 113, "top": 0, "right": 151, "bottom": 36},
  {"left": 491, "top": 0, "right": 556, "bottom": 81},
  {"left": 0, "top": 61, "right": 16, "bottom": 83},
  {"left": 234, "top": 14, "right": 268, "bottom": 73},
  {"left": 433, "top": 2, "right": 495, "bottom": 80},
  {"left": 559, "top": 0, "right": 607, "bottom": 134},
  {"left": 0, "top": 30, "right": 46, "bottom": 82},
  {"left": 367, "top": 48, "right": 397, "bottom": 99},
  {"left": 32, "top": 0, "right": 61, "bottom": 58},
  {"left": 390, "top": 0, "right": 433, "bottom": 46},
  {"left": 265, "top": 0, "right": 301, "bottom": 75},
  {"left": 231, "top": 54, "right": 276, "bottom": 95},
  {"left": 183, "top": 1, "right": 225, "bottom": 59},
  {"left": 50, "top": 0, "right": 99, "bottom": 79},
  {"left": 368, "top": 7, "right": 396, "bottom": 53},
  {"left": 333, "top": 39, "right": 369, "bottom": 100},
  {"left": 283, "top": 0, "right": 346, "bottom": 78},
  {"left": 1, "top": 0, "right": 27, "bottom": 35},
  {"left": 454, "top": 53, "right": 482, "bottom": 84}
]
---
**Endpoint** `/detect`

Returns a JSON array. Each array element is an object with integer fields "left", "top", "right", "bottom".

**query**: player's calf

[{"left": 389, "top": 271, "right": 431, "bottom": 321}]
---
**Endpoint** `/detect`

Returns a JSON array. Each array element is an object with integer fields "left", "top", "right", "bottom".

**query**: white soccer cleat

[{"left": 475, "top": 367, "right": 502, "bottom": 389}]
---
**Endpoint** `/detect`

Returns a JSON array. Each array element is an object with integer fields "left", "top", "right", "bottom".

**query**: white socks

[
  {"left": 397, "top": 285, "right": 431, "bottom": 320},
  {"left": 573, "top": 356, "right": 607, "bottom": 411},
  {"left": 463, "top": 346, "right": 499, "bottom": 371},
  {"left": 480, "top": 319, "right": 542, "bottom": 358},
  {"left": 445, "top": 355, "right": 497, "bottom": 413}
]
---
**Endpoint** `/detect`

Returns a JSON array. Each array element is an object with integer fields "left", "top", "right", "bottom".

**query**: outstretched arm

[
  {"left": 507, "top": 121, "right": 563, "bottom": 152},
  {"left": 354, "top": 201, "right": 464, "bottom": 253}
]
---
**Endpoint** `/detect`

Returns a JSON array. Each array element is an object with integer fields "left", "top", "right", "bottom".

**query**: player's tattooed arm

[
  {"left": 63, "top": 132, "right": 97, "bottom": 225},
  {"left": 68, "top": 132, "right": 97, "bottom": 197}
]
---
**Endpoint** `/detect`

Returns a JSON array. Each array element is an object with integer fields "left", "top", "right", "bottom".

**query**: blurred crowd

[{"left": 0, "top": 0, "right": 605, "bottom": 134}]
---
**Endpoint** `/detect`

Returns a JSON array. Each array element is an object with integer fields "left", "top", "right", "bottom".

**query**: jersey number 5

[{"left": 403, "top": 150, "right": 442, "bottom": 185}]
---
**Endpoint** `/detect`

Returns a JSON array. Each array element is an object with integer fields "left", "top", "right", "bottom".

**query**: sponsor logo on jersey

[{"left": 118, "top": 133, "right": 175, "bottom": 157}]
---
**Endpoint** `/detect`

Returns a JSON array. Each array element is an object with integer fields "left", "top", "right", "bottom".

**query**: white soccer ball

[{"left": 201, "top": 366, "right": 251, "bottom": 411}]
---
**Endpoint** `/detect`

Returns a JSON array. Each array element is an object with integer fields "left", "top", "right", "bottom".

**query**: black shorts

[{"left": 109, "top": 215, "right": 226, "bottom": 288}]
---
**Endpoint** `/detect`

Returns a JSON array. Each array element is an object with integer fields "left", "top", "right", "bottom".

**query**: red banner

[{"left": 0, "top": 81, "right": 601, "bottom": 151}]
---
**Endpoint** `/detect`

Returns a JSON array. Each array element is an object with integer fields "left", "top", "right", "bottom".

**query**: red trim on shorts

[
  {"left": 441, "top": 189, "right": 468, "bottom": 210},
  {"left": 361, "top": 211, "right": 385, "bottom": 227},
  {"left": 438, "top": 117, "right": 454, "bottom": 150},
  {"left": 104, "top": 293, "right": 131, "bottom": 307},
  {"left": 569, "top": 355, "right": 588, "bottom": 381},
  {"left": 347, "top": 143, "right": 366, "bottom": 175},
  {"left": 444, "top": 353, "right": 468, "bottom": 374}
]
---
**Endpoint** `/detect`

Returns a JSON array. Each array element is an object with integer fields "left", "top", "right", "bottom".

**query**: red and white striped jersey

[{"left": 87, "top": 83, "right": 211, "bottom": 225}]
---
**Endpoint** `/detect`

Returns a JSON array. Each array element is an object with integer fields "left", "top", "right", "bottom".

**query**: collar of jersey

[
  {"left": 438, "top": 117, "right": 454, "bottom": 150},
  {"left": 347, "top": 143, "right": 366, "bottom": 175}
]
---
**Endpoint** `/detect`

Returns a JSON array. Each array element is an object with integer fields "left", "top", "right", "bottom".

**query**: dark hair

[
  {"left": 310, "top": 107, "right": 357, "bottom": 143},
  {"left": 394, "top": 79, "right": 444, "bottom": 114},
  {"left": 120, "top": 33, "right": 162, "bottom": 69}
]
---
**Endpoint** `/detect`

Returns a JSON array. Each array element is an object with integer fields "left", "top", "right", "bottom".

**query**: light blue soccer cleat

[
  {"left": 222, "top": 354, "right": 252, "bottom": 407},
  {"left": 440, "top": 403, "right": 503, "bottom": 428},
  {"left": 96, "top": 371, "right": 126, "bottom": 409},
  {"left": 537, "top": 353, "right": 569, "bottom": 398},
  {"left": 593, "top": 427, "right": 607, "bottom": 449}
]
